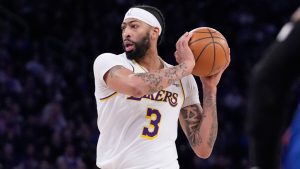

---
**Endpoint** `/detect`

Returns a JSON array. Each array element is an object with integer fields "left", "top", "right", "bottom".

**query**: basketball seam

[
  {"left": 195, "top": 42, "right": 211, "bottom": 63},
  {"left": 216, "top": 42, "right": 229, "bottom": 69},
  {"left": 189, "top": 37, "right": 226, "bottom": 46},
  {"left": 195, "top": 41, "right": 225, "bottom": 62},
  {"left": 193, "top": 31, "right": 217, "bottom": 34},
  {"left": 208, "top": 28, "right": 216, "bottom": 76}
]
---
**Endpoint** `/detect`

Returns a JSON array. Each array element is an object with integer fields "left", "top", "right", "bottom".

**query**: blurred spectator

[
  {"left": 56, "top": 144, "right": 86, "bottom": 169},
  {"left": 41, "top": 102, "right": 66, "bottom": 132}
]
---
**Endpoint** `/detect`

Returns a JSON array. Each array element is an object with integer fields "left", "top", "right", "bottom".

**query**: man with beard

[{"left": 93, "top": 5, "right": 228, "bottom": 169}]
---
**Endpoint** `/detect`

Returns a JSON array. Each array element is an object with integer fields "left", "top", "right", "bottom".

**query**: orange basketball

[{"left": 188, "top": 27, "right": 230, "bottom": 77}]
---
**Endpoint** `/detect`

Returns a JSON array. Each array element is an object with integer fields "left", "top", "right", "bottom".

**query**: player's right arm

[
  {"left": 104, "top": 32, "right": 195, "bottom": 97},
  {"left": 104, "top": 62, "right": 192, "bottom": 97}
]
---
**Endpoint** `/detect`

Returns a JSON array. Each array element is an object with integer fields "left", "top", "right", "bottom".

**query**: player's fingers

[
  {"left": 174, "top": 51, "right": 180, "bottom": 62},
  {"left": 292, "top": 7, "right": 300, "bottom": 22},
  {"left": 182, "top": 32, "right": 193, "bottom": 50},
  {"left": 177, "top": 32, "right": 189, "bottom": 49},
  {"left": 185, "top": 32, "right": 193, "bottom": 42},
  {"left": 176, "top": 32, "right": 187, "bottom": 49},
  {"left": 176, "top": 38, "right": 180, "bottom": 50},
  {"left": 181, "top": 32, "right": 189, "bottom": 39},
  {"left": 180, "top": 32, "right": 191, "bottom": 47}
]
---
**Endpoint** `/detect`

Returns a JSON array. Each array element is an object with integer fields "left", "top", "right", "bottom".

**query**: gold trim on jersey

[
  {"left": 132, "top": 59, "right": 148, "bottom": 72},
  {"left": 132, "top": 57, "right": 167, "bottom": 73},
  {"left": 179, "top": 80, "right": 185, "bottom": 105},
  {"left": 99, "top": 92, "right": 118, "bottom": 102}
]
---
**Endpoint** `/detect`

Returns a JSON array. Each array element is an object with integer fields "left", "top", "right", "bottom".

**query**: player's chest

[
  {"left": 127, "top": 61, "right": 185, "bottom": 108},
  {"left": 125, "top": 84, "right": 184, "bottom": 109}
]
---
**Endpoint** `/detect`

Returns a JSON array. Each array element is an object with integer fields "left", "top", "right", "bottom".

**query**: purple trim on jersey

[
  {"left": 127, "top": 96, "right": 142, "bottom": 100},
  {"left": 179, "top": 80, "right": 185, "bottom": 100},
  {"left": 128, "top": 62, "right": 135, "bottom": 72}
]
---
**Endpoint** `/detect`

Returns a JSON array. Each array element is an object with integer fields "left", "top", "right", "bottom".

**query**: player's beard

[{"left": 124, "top": 33, "right": 150, "bottom": 61}]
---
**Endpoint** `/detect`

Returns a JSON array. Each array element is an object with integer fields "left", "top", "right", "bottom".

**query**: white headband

[{"left": 123, "top": 8, "right": 162, "bottom": 35}]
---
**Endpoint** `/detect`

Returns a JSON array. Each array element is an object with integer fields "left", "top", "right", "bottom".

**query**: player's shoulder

[
  {"left": 182, "top": 74, "right": 196, "bottom": 82},
  {"left": 94, "top": 52, "right": 126, "bottom": 65},
  {"left": 180, "top": 75, "right": 197, "bottom": 92},
  {"left": 95, "top": 52, "right": 125, "bottom": 60}
]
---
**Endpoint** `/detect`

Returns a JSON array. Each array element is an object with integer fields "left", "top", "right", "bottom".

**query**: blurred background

[{"left": 0, "top": 0, "right": 299, "bottom": 169}]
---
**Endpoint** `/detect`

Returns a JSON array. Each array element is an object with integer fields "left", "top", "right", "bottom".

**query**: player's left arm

[
  {"left": 179, "top": 62, "right": 229, "bottom": 159},
  {"left": 179, "top": 87, "right": 217, "bottom": 159}
]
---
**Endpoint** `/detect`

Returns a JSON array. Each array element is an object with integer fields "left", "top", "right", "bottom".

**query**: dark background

[{"left": 0, "top": 0, "right": 299, "bottom": 169}]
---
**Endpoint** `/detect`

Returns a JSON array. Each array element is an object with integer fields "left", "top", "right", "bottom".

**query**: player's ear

[{"left": 151, "top": 27, "right": 160, "bottom": 40}]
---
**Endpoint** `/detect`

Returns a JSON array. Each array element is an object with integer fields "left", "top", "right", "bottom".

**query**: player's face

[{"left": 121, "top": 19, "right": 151, "bottom": 60}]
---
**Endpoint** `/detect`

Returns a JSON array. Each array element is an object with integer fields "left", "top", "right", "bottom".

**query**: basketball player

[
  {"left": 93, "top": 5, "right": 228, "bottom": 169},
  {"left": 247, "top": 6, "right": 300, "bottom": 169}
]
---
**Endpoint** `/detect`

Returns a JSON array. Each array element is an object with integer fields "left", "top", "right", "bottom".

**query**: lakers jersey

[{"left": 93, "top": 53, "right": 200, "bottom": 169}]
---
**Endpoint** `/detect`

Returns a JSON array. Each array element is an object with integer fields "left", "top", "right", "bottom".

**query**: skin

[
  {"left": 292, "top": 7, "right": 300, "bottom": 22},
  {"left": 179, "top": 68, "right": 227, "bottom": 158},
  {"left": 103, "top": 17, "right": 229, "bottom": 158},
  {"left": 105, "top": 18, "right": 195, "bottom": 97}
]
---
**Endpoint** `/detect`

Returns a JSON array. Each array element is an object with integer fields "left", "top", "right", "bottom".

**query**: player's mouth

[{"left": 123, "top": 40, "right": 135, "bottom": 52}]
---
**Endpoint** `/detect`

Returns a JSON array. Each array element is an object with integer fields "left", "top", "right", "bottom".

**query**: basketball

[{"left": 188, "top": 27, "right": 230, "bottom": 77}]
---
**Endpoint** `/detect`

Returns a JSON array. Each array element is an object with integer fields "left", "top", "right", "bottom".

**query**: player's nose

[{"left": 122, "top": 27, "right": 132, "bottom": 39}]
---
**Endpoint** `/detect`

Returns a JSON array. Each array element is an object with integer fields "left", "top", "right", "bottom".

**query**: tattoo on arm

[
  {"left": 207, "top": 110, "right": 217, "bottom": 148},
  {"left": 135, "top": 73, "right": 163, "bottom": 93},
  {"left": 181, "top": 104, "right": 206, "bottom": 147},
  {"left": 165, "top": 63, "right": 188, "bottom": 78},
  {"left": 204, "top": 94, "right": 218, "bottom": 148},
  {"left": 134, "top": 63, "right": 189, "bottom": 94},
  {"left": 109, "top": 65, "right": 125, "bottom": 78}
]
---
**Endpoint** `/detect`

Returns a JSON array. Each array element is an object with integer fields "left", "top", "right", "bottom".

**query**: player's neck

[{"left": 135, "top": 48, "right": 164, "bottom": 72}]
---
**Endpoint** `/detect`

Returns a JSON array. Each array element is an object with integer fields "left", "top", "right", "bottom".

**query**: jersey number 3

[{"left": 141, "top": 108, "right": 161, "bottom": 140}]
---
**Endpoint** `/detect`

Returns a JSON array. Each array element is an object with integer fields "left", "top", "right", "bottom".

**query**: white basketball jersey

[{"left": 93, "top": 53, "right": 200, "bottom": 169}]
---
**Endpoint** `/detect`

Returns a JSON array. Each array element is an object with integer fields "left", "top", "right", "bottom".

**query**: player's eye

[
  {"left": 131, "top": 24, "right": 138, "bottom": 29},
  {"left": 121, "top": 25, "right": 126, "bottom": 31}
]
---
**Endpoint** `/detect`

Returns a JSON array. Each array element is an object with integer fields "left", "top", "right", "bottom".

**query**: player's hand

[
  {"left": 200, "top": 51, "right": 230, "bottom": 88},
  {"left": 292, "top": 7, "right": 300, "bottom": 22},
  {"left": 175, "top": 32, "right": 195, "bottom": 73}
]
